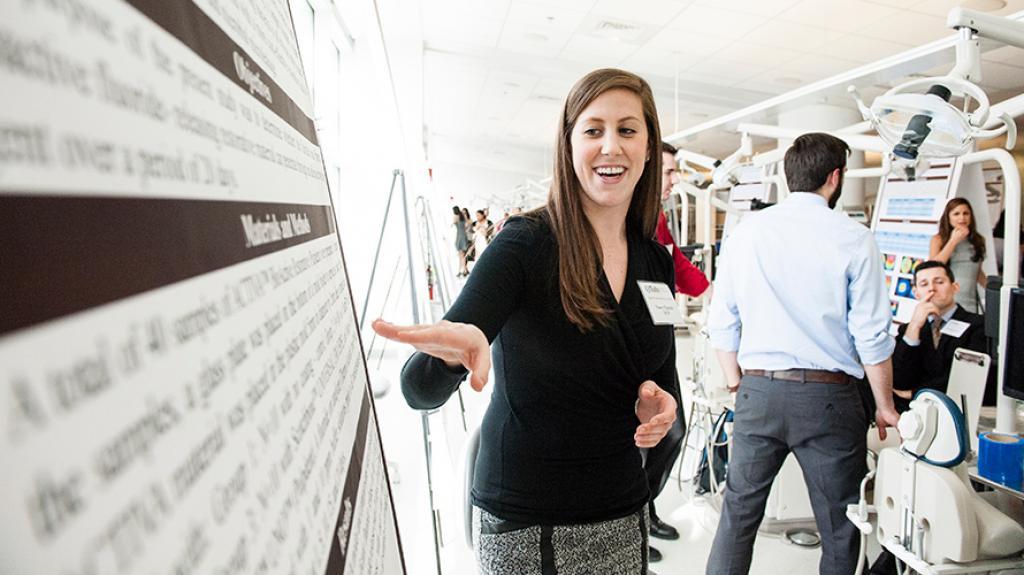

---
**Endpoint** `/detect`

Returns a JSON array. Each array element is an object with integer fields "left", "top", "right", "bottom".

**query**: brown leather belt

[{"left": 744, "top": 368, "right": 851, "bottom": 385}]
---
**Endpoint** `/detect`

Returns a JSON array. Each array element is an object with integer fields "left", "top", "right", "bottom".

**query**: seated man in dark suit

[
  {"left": 872, "top": 260, "right": 992, "bottom": 575},
  {"left": 892, "top": 260, "right": 991, "bottom": 411}
]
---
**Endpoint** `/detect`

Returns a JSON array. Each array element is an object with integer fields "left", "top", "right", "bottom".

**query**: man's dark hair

[
  {"left": 913, "top": 260, "right": 955, "bottom": 284},
  {"left": 661, "top": 141, "right": 678, "bottom": 156},
  {"left": 784, "top": 133, "right": 850, "bottom": 193}
]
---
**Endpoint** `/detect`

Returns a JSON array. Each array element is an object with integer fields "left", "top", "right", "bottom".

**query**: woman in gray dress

[
  {"left": 930, "top": 197, "right": 986, "bottom": 312},
  {"left": 453, "top": 205, "right": 470, "bottom": 277}
]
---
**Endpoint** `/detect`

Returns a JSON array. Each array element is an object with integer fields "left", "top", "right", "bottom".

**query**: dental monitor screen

[{"left": 1001, "top": 289, "right": 1024, "bottom": 401}]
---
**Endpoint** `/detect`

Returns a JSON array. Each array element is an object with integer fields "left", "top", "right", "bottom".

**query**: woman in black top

[{"left": 373, "top": 69, "right": 678, "bottom": 574}]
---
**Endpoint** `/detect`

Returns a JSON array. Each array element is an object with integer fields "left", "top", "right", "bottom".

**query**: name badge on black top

[{"left": 636, "top": 281, "right": 685, "bottom": 326}]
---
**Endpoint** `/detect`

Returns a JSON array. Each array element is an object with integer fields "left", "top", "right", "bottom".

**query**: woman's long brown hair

[
  {"left": 938, "top": 197, "right": 985, "bottom": 263},
  {"left": 527, "top": 68, "right": 662, "bottom": 331}
]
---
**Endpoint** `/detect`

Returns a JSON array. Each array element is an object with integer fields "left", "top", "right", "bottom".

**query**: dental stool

[{"left": 851, "top": 389, "right": 1024, "bottom": 574}]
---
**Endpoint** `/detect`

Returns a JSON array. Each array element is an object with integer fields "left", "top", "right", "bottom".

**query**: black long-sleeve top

[{"left": 401, "top": 213, "right": 677, "bottom": 525}]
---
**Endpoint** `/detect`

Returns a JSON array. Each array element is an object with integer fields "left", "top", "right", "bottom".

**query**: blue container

[{"left": 978, "top": 431, "right": 1024, "bottom": 490}]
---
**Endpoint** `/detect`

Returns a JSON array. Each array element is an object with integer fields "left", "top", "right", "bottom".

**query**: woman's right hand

[
  {"left": 372, "top": 319, "right": 491, "bottom": 391},
  {"left": 951, "top": 225, "right": 970, "bottom": 244}
]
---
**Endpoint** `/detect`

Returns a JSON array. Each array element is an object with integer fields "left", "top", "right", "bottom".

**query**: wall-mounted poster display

[
  {"left": 0, "top": 1, "right": 404, "bottom": 574},
  {"left": 872, "top": 165, "right": 955, "bottom": 325}
]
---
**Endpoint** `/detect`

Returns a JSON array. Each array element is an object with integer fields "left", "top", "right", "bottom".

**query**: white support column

[{"left": 959, "top": 148, "right": 1020, "bottom": 434}]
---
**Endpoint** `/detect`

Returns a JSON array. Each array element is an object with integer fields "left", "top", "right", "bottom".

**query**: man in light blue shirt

[{"left": 706, "top": 133, "right": 900, "bottom": 575}]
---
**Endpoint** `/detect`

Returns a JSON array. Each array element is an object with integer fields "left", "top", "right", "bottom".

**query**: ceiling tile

[
  {"left": 675, "top": 69, "right": 753, "bottom": 88},
  {"left": 777, "top": 0, "right": 900, "bottom": 33},
  {"left": 574, "top": 13, "right": 661, "bottom": 45},
  {"left": 665, "top": 4, "right": 770, "bottom": 38},
  {"left": 497, "top": 23, "right": 575, "bottom": 57},
  {"left": 776, "top": 53, "right": 866, "bottom": 77},
  {"left": 817, "top": 33, "right": 915, "bottom": 63},
  {"left": 736, "top": 72, "right": 808, "bottom": 94},
  {"left": 977, "top": 60, "right": 1024, "bottom": 90},
  {"left": 860, "top": 0, "right": 920, "bottom": 7},
  {"left": 645, "top": 27, "right": 735, "bottom": 56},
  {"left": 590, "top": 0, "right": 690, "bottom": 25},
  {"left": 855, "top": 10, "right": 950, "bottom": 45},
  {"left": 908, "top": 0, "right": 1024, "bottom": 17},
  {"left": 714, "top": 41, "right": 805, "bottom": 68},
  {"left": 740, "top": 19, "right": 832, "bottom": 50},
  {"left": 692, "top": 0, "right": 803, "bottom": 17},
  {"left": 423, "top": 13, "right": 504, "bottom": 48},
  {"left": 686, "top": 57, "right": 771, "bottom": 83},
  {"left": 423, "top": 0, "right": 512, "bottom": 20},
  {"left": 504, "top": 2, "right": 591, "bottom": 30},
  {"left": 477, "top": 70, "right": 540, "bottom": 104},
  {"left": 560, "top": 34, "right": 640, "bottom": 63},
  {"left": 620, "top": 47, "right": 705, "bottom": 78},
  {"left": 982, "top": 45, "right": 1024, "bottom": 66},
  {"left": 517, "top": 0, "right": 600, "bottom": 11},
  {"left": 532, "top": 77, "right": 577, "bottom": 101}
]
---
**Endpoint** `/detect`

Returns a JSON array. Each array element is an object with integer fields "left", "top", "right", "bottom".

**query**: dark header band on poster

[
  {"left": 126, "top": 0, "right": 318, "bottom": 145},
  {"left": 0, "top": 196, "right": 334, "bottom": 336},
  {"left": 325, "top": 392, "right": 372, "bottom": 575}
]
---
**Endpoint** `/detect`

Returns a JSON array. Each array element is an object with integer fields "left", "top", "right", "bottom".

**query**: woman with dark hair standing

[
  {"left": 453, "top": 205, "right": 470, "bottom": 277},
  {"left": 374, "top": 68, "right": 677, "bottom": 573},
  {"left": 461, "top": 206, "right": 475, "bottom": 262},
  {"left": 473, "top": 209, "right": 490, "bottom": 259},
  {"left": 930, "top": 197, "right": 986, "bottom": 312}
]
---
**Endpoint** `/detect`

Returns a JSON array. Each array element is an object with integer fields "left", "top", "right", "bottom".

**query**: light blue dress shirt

[{"left": 708, "top": 192, "right": 894, "bottom": 378}]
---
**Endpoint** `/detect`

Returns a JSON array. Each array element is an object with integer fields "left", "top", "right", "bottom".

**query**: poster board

[
  {"left": 0, "top": 1, "right": 405, "bottom": 574},
  {"left": 871, "top": 163, "right": 955, "bottom": 326}
]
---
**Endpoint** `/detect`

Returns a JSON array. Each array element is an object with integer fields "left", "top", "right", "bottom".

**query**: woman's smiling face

[{"left": 570, "top": 88, "right": 648, "bottom": 218}]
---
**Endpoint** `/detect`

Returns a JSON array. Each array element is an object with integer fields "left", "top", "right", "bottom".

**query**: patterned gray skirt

[{"left": 471, "top": 506, "right": 649, "bottom": 575}]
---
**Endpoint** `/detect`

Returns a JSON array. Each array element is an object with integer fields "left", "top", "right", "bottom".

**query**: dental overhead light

[
  {"left": 710, "top": 132, "right": 753, "bottom": 189},
  {"left": 890, "top": 84, "right": 954, "bottom": 160},
  {"left": 850, "top": 76, "right": 1009, "bottom": 164},
  {"left": 849, "top": 8, "right": 1021, "bottom": 174}
]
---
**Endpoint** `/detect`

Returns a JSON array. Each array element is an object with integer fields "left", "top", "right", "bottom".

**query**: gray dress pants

[{"left": 706, "top": 375, "right": 869, "bottom": 575}]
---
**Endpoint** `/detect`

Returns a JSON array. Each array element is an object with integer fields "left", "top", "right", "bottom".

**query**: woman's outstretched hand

[
  {"left": 634, "top": 380, "right": 677, "bottom": 448},
  {"left": 372, "top": 319, "right": 491, "bottom": 391}
]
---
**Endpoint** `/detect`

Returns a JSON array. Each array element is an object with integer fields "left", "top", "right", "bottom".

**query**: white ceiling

[{"left": 420, "top": 0, "right": 1024, "bottom": 189}]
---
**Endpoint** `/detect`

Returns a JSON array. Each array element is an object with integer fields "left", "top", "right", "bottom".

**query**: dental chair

[{"left": 849, "top": 389, "right": 1024, "bottom": 574}]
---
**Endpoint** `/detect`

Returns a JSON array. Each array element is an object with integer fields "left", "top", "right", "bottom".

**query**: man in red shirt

[
  {"left": 657, "top": 141, "right": 710, "bottom": 297},
  {"left": 644, "top": 142, "right": 710, "bottom": 563}
]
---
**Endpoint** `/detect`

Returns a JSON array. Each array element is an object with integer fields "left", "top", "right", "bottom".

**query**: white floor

[
  {"left": 645, "top": 475, "right": 822, "bottom": 575},
  {"left": 367, "top": 323, "right": 889, "bottom": 575}
]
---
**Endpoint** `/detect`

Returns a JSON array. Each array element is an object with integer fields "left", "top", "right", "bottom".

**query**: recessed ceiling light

[
  {"left": 775, "top": 76, "right": 802, "bottom": 86},
  {"left": 960, "top": 0, "right": 1006, "bottom": 12},
  {"left": 524, "top": 32, "right": 548, "bottom": 42}
]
